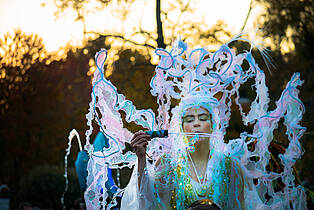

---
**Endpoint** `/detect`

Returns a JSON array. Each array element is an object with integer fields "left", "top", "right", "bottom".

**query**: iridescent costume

[
  {"left": 122, "top": 145, "right": 245, "bottom": 209},
  {"left": 83, "top": 35, "right": 307, "bottom": 209}
]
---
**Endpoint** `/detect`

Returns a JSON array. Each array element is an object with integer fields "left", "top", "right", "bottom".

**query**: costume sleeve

[
  {"left": 121, "top": 157, "right": 174, "bottom": 209},
  {"left": 225, "top": 158, "right": 245, "bottom": 209},
  {"left": 230, "top": 158, "right": 266, "bottom": 210}
]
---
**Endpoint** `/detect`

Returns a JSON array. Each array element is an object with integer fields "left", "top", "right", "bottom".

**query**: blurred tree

[
  {"left": 0, "top": 30, "right": 94, "bottom": 208},
  {"left": 0, "top": 30, "right": 54, "bottom": 187},
  {"left": 109, "top": 49, "right": 155, "bottom": 109},
  {"left": 255, "top": 0, "right": 314, "bottom": 58},
  {"left": 47, "top": 0, "right": 233, "bottom": 50},
  {"left": 0, "top": 28, "right": 50, "bottom": 115}
]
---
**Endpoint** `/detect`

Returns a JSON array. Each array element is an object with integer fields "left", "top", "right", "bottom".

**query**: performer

[{"left": 127, "top": 94, "right": 245, "bottom": 209}]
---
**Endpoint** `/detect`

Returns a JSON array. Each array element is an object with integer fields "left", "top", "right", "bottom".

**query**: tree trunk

[{"left": 156, "top": 0, "right": 166, "bottom": 49}]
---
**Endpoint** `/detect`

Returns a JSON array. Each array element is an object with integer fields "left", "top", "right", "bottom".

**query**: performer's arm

[
  {"left": 130, "top": 131, "right": 151, "bottom": 189},
  {"left": 129, "top": 132, "right": 172, "bottom": 209}
]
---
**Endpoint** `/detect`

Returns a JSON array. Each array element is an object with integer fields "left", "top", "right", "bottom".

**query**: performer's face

[{"left": 182, "top": 107, "right": 212, "bottom": 134}]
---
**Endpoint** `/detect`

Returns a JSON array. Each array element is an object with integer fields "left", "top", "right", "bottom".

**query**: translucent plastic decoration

[{"left": 82, "top": 35, "right": 307, "bottom": 209}]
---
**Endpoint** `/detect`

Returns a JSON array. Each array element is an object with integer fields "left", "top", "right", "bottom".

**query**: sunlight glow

[
  {"left": 0, "top": 0, "right": 258, "bottom": 53},
  {"left": 0, "top": 0, "right": 84, "bottom": 52}
]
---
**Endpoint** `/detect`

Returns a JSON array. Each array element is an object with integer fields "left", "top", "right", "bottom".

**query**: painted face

[{"left": 182, "top": 107, "right": 212, "bottom": 134}]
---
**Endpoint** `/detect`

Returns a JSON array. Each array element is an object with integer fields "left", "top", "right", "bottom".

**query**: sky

[{"left": 0, "top": 0, "right": 261, "bottom": 52}]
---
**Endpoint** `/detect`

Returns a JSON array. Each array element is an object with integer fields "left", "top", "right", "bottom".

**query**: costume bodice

[{"left": 154, "top": 151, "right": 237, "bottom": 209}]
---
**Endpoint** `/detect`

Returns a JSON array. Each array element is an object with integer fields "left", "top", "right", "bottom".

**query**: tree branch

[
  {"left": 85, "top": 32, "right": 156, "bottom": 49},
  {"left": 240, "top": 0, "right": 253, "bottom": 32},
  {"left": 156, "top": 0, "right": 166, "bottom": 48}
]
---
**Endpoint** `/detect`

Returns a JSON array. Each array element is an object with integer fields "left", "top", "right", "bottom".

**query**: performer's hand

[{"left": 130, "top": 131, "right": 151, "bottom": 159}]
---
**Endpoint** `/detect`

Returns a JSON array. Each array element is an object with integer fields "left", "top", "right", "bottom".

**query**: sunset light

[{"left": 0, "top": 0, "right": 258, "bottom": 52}]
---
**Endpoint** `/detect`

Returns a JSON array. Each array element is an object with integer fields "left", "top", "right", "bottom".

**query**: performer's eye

[
  {"left": 182, "top": 116, "right": 194, "bottom": 123},
  {"left": 199, "top": 114, "right": 210, "bottom": 121}
]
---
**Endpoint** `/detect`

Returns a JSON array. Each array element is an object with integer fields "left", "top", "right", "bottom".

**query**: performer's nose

[{"left": 193, "top": 119, "right": 201, "bottom": 127}]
